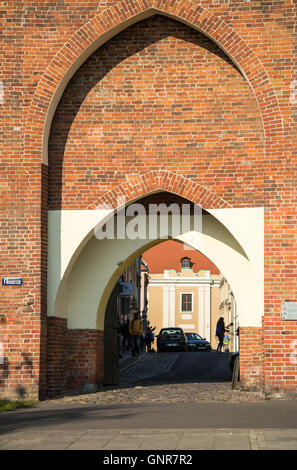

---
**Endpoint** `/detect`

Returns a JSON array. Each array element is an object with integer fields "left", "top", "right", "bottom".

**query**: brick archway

[
  {"left": 25, "top": 0, "right": 282, "bottom": 165},
  {"left": 89, "top": 170, "right": 231, "bottom": 210},
  {"left": 47, "top": 178, "right": 263, "bottom": 396}
]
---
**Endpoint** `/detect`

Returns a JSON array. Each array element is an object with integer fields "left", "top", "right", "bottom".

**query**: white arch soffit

[
  {"left": 42, "top": 7, "right": 261, "bottom": 165},
  {"left": 48, "top": 208, "right": 264, "bottom": 331},
  {"left": 48, "top": 190, "right": 164, "bottom": 319}
]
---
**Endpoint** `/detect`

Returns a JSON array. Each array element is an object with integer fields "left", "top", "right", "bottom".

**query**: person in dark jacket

[
  {"left": 145, "top": 324, "right": 156, "bottom": 352},
  {"left": 121, "top": 320, "right": 131, "bottom": 353},
  {"left": 216, "top": 317, "right": 228, "bottom": 353}
]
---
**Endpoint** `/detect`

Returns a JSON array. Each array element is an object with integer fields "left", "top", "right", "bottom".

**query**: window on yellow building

[{"left": 181, "top": 293, "right": 192, "bottom": 312}]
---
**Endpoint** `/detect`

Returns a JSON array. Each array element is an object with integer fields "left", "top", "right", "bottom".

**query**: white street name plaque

[
  {"left": 282, "top": 301, "right": 297, "bottom": 321},
  {"left": 2, "top": 277, "right": 23, "bottom": 286}
]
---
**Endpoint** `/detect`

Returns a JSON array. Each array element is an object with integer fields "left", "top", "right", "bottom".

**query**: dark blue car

[
  {"left": 157, "top": 327, "right": 188, "bottom": 353},
  {"left": 185, "top": 333, "right": 211, "bottom": 352}
]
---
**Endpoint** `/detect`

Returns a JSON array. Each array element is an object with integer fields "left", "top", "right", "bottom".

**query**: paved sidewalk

[
  {"left": 0, "top": 427, "right": 296, "bottom": 450},
  {"left": 1, "top": 399, "right": 297, "bottom": 450}
]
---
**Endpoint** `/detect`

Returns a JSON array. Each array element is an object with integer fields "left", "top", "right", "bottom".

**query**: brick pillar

[
  {"left": 239, "top": 326, "right": 263, "bottom": 391},
  {"left": 46, "top": 318, "right": 104, "bottom": 397},
  {"left": 263, "top": 316, "right": 297, "bottom": 399},
  {"left": 40, "top": 163, "right": 48, "bottom": 399},
  {"left": 67, "top": 329, "right": 104, "bottom": 393},
  {"left": 46, "top": 317, "right": 68, "bottom": 398}
]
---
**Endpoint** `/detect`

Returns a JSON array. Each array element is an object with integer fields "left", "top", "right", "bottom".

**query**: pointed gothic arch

[{"left": 24, "top": 0, "right": 282, "bottom": 166}]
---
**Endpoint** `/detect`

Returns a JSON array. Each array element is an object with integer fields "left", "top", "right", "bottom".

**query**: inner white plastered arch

[{"left": 48, "top": 207, "right": 264, "bottom": 330}]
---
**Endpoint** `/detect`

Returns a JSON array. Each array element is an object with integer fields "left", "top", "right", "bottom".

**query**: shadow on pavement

[{"left": 0, "top": 405, "right": 136, "bottom": 436}]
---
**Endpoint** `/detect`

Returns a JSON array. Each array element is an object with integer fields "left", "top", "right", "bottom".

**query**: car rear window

[
  {"left": 186, "top": 333, "right": 196, "bottom": 340},
  {"left": 186, "top": 333, "right": 203, "bottom": 340},
  {"left": 160, "top": 329, "right": 183, "bottom": 335}
]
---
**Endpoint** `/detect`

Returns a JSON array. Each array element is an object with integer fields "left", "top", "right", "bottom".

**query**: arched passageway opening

[
  {"left": 47, "top": 190, "right": 263, "bottom": 396},
  {"left": 103, "top": 238, "right": 239, "bottom": 387},
  {"left": 44, "top": 3, "right": 265, "bottom": 400}
]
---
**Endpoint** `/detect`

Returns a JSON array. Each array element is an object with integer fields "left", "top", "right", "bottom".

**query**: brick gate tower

[{"left": 1, "top": 0, "right": 296, "bottom": 400}]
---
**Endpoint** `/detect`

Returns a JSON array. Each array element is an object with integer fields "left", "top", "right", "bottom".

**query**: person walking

[
  {"left": 121, "top": 319, "right": 130, "bottom": 353},
  {"left": 223, "top": 334, "right": 230, "bottom": 353},
  {"left": 114, "top": 320, "right": 124, "bottom": 358},
  {"left": 144, "top": 326, "right": 153, "bottom": 352},
  {"left": 129, "top": 311, "right": 143, "bottom": 357},
  {"left": 145, "top": 323, "right": 156, "bottom": 352},
  {"left": 216, "top": 317, "right": 228, "bottom": 353}
]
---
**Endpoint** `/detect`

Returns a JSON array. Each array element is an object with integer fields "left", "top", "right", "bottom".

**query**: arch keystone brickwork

[{"left": 89, "top": 171, "right": 231, "bottom": 211}]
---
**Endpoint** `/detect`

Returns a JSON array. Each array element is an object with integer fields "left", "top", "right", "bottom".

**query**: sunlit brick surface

[
  {"left": 49, "top": 15, "right": 264, "bottom": 209},
  {"left": 1, "top": 0, "right": 296, "bottom": 399}
]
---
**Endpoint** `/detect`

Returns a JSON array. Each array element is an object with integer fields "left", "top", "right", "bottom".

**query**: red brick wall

[
  {"left": 67, "top": 329, "right": 104, "bottom": 392},
  {"left": 240, "top": 323, "right": 297, "bottom": 398},
  {"left": 239, "top": 327, "right": 264, "bottom": 392},
  {"left": 1, "top": 0, "right": 296, "bottom": 399},
  {"left": 46, "top": 317, "right": 68, "bottom": 398},
  {"left": 49, "top": 15, "right": 264, "bottom": 209},
  {"left": 47, "top": 317, "right": 104, "bottom": 398},
  {"left": 263, "top": 317, "right": 297, "bottom": 397}
]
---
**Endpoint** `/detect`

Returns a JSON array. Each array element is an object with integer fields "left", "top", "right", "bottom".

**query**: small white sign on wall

[
  {"left": 282, "top": 301, "right": 297, "bottom": 321},
  {"left": 2, "top": 277, "right": 23, "bottom": 286},
  {"left": 0, "top": 341, "right": 4, "bottom": 365}
]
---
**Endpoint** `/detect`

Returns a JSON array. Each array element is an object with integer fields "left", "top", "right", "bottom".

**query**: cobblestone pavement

[
  {"left": 0, "top": 428, "right": 296, "bottom": 450},
  {"left": 44, "top": 352, "right": 264, "bottom": 406},
  {"left": 121, "top": 352, "right": 180, "bottom": 381},
  {"left": 43, "top": 381, "right": 264, "bottom": 406}
]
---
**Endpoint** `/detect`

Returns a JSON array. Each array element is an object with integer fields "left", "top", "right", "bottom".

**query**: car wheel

[{"left": 184, "top": 345, "right": 189, "bottom": 352}]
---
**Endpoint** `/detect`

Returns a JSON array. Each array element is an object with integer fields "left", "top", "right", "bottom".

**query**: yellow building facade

[{"left": 147, "top": 268, "right": 224, "bottom": 349}]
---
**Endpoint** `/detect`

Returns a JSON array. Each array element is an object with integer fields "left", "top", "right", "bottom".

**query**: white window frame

[{"left": 180, "top": 292, "right": 194, "bottom": 313}]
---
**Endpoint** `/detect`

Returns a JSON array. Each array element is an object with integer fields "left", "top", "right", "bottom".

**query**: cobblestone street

[
  {"left": 44, "top": 352, "right": 264, "bottom": 406},
  {"left": 121, "top": 352, "right": 181, "bottom": 382},
  {"left": 44, "top": 381, "right": 264, "bottom": 407}
]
